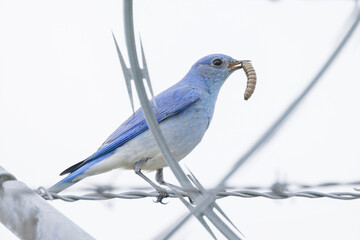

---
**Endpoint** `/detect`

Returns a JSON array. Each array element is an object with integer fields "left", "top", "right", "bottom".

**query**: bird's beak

[{"left": 228, "top": 60, "right": 250, "bottom": 71}]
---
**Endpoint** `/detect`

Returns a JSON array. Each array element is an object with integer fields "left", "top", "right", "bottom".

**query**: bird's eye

[{"left": 212, "top": 58, "right": 223, "bottom": 66}]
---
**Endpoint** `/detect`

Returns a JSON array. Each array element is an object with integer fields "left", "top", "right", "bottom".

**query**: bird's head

[{"left": 191, "top": 54, "right": 248, "bottom": 92}]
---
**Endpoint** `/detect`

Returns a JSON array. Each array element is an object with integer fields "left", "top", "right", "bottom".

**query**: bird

[{"left": 49, "top": 54, "right": 248, "bottom": 200}]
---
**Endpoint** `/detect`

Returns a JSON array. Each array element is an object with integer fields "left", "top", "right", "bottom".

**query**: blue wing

[{"left": 60, "top": 85, "right": 200, "bottom": 176}]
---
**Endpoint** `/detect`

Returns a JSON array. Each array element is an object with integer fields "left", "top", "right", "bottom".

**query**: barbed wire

[{"left": 36, "top": 180, "right": 360, "bottom": 202}]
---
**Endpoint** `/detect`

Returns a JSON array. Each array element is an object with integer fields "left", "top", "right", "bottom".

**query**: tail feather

[
  {"left": 48, "top": 171, "right": 84, "bottom": 194},
  {"left": 49, "top": 163, "right": 92, "bottom": 193},
  {"left": 48, "top": 178, "right": 80, "bottom": 194},
  {"left": 60, "top": 159, "right": 86, "bottom": 176},
  {"left": 49, "top": 154, "right": 109, "bottom": 193}
]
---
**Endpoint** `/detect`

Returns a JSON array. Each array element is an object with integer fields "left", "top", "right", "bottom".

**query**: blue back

[{"left": 82, "top": 84, "right": 200, "bottom": 166}]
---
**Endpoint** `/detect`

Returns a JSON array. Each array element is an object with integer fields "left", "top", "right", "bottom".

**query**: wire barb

[
  {"left": 139, "top": 36, "right": 158, "bottom": 112},
  {"left": 112, "top": 32, "right": 135, "bottom": 114}
]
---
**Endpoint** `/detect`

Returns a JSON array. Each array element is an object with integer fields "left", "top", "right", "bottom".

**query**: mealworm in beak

[{"left": 243, "top": 61, "right": 257, "bottom": 100}]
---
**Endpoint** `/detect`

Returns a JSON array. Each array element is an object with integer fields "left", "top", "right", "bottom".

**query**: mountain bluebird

[{"left": 49, "top": 54, "right": 248, "bottom": 199}]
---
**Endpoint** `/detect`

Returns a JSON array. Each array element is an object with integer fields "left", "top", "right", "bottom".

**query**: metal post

[{"left": 0, "top": 166, "right": 94, "bottom": 240}]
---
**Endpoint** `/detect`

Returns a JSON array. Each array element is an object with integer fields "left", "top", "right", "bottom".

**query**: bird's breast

[
  {"left": 88, "top": 99, "right": 214, "bottom": 172},
  {"left": 161, "top": 100, "right": 210, "bottom": 157}
]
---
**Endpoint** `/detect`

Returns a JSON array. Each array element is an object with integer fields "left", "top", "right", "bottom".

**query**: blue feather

[
  {"left": 49, "top": 85, "right": 200, "bottom": 193},
  {"left": 49, "top": 53, "right": 244, "bottom": 194}
]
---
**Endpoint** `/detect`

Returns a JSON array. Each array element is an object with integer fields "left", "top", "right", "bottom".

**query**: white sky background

[{"left": 1, "top": 0, "right": 360, "bottom": 239}]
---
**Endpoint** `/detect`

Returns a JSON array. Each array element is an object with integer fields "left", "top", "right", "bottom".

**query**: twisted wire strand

[{"left": 36, "top": 180, "right": 360, "bottom": 202}]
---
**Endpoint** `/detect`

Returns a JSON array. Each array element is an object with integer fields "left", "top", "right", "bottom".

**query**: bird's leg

[
  {"left": 134, "top": 159, "right": 169, "bottom": 203},
  {"left": 155, "top": 168, "right": 195, "bottom": 204},
  {"left": 156, "top": 168, "right": 181, "bottom": 189},
  {"left": 155, "top": 168, "right": 165, "bottom": 184}
]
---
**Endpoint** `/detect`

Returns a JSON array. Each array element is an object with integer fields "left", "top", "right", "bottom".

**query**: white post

[{"left": 0, "top": 166, "right": 94, "bottom": 240}]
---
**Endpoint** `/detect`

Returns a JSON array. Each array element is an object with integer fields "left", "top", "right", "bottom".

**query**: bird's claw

[{"left": 154, "top": 191, "right": 169, "bottom": 204}]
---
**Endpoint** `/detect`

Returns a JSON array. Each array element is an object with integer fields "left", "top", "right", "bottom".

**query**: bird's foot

[{"left": 154, "top": 189, "right": 169, "bottom": 204}]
